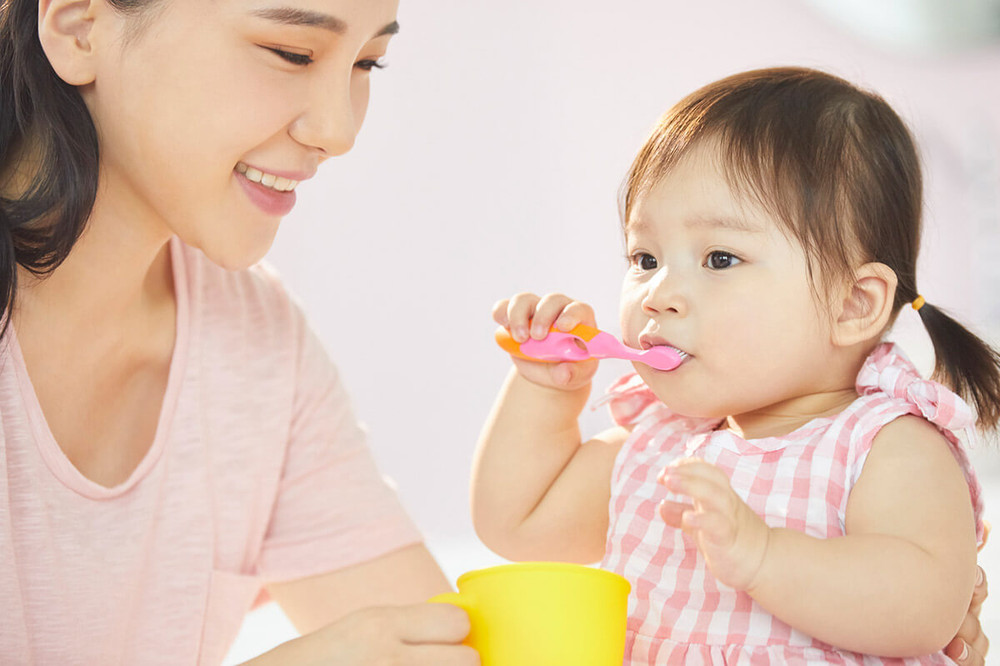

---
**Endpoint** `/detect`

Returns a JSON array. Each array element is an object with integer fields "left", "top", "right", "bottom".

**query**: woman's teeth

[{"left": 236, "top": 162, "right": 299, "bottom": 192}]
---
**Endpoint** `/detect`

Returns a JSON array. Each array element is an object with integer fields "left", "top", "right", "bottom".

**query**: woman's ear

[
  {"left": 831, "top": 262, "right": 898, "bottom": 347},
  {"left": 38, "top": 0, "right": 101, "bottom": 86}
]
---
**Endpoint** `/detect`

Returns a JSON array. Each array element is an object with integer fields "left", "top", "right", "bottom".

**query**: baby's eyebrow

[
  {"left": 251, "top": 7, "right": 400, "bottom": 38},
  {"left": 626, "top": 216, "right": 763, "bottom": 235},
  {"left": 685, "top": 216, "right": 763, "bottom": 233}
]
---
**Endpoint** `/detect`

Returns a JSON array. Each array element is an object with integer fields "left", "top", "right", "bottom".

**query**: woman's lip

[{"left": 236, "top": 170, "right": 297, "bottom": 217}]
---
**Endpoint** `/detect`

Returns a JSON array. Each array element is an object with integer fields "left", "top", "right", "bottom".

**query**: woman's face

[{"left": 83, "top": 0, "right": 399, "bottom": 268}]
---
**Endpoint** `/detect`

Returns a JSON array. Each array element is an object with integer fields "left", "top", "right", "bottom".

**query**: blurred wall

[{"left": 265, "top": 0, "right": 1000, "bottom": 552}]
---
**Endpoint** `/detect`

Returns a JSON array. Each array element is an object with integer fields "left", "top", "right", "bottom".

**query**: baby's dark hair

[{"left": 621, "top": 67, "right": 1000, "bottom": 429}]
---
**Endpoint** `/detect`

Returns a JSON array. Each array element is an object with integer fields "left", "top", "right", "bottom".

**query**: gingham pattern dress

[{"left": 600, "top": 342, "right": 985, "bottom": 665}]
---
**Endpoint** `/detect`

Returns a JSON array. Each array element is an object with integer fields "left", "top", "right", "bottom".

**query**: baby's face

[{"left": 619, "top": 141, "right": 839, "bottom": 423}]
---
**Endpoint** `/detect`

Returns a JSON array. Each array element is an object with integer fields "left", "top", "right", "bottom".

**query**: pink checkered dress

[{"left": 599, "top": 343, "right": 985, "bottom": 665}]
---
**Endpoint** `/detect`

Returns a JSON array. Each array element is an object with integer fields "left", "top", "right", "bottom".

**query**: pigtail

[{"left": 916, "top": 301, "right": 1000, "bottom": 430}]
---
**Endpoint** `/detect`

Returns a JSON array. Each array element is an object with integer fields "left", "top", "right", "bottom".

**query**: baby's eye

[
  {"left": 630, "top": 253, "right": 658, "bottom": 271},
  {"left": 705, "top": 251, "right": 741, "bottom": 270}
]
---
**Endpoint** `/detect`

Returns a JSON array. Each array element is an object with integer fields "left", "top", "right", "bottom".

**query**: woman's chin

[{"left": 195, "top": 236, "right": 275, "bottom": 272}]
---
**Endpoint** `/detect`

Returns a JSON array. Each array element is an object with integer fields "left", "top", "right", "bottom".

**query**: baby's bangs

[{"left": 621, "top": 71, "right": 866, "bottom": 302}]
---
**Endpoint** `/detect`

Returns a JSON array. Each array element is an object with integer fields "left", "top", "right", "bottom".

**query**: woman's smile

[{"left": 234, "top": 161, "right": 306, "bottom": 216}]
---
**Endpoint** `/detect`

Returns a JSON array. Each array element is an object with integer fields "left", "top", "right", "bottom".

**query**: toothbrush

[{"left": 495, "top": 323, "right": 684, "bottom": 371}]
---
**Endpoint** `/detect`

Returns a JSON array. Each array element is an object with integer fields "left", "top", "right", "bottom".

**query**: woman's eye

[
  {"left": 706, "top": 251, "right": 741, "bottom": 269},
  {"left": 355, "top": 58, "right": 388, "bottom": 71},
  {"left": 263, "top": 46, "right": 313, "bottom": 66},
  {"left": 630, "top": 253, "right": 658, "bottom": 271}
]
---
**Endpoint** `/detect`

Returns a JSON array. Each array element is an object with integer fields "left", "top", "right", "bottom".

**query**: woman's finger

[
  {"left": 945, "top": 605, "right": 989, "bottom": 665},
  {"left": 969, "top": 565, "right": 987, "bottom": 617}
]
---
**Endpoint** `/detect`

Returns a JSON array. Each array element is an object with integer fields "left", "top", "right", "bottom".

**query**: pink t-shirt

[{"left": 0, "top": 237, "right": 423, "bottom": 665}]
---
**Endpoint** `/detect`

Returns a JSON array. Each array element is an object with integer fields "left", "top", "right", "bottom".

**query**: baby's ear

[
  {"left": 831, "top": 262, "right": 897, "bottom": 347},
  {"left": 38, "top": 0, "right": 103, "bottom": 86}
]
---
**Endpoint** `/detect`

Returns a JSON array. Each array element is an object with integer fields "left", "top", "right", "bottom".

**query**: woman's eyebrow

[{"left": 250, "top": 7, "right": 400, "bottom": 37}]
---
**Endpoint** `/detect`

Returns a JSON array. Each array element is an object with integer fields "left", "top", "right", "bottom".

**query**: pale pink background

[{"left": 230, "top": 1, "right": 1000, "bottom": 660}]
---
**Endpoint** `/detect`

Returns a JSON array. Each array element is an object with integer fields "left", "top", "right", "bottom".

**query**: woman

[{"left": 0, "top": 0, "right": 988, "bottom": 663}]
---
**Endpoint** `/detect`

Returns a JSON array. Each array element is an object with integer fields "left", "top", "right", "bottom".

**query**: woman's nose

[
  {"left": 641, "top": 266, "right": 687, "bottom": 316},
  {"left": 290, "top": 76, "right": 364, "bottom": 157}
]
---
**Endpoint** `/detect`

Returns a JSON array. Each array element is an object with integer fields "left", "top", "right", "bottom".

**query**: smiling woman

[{"left": 0, "top": 0, "right": 477, "bottom": 665}]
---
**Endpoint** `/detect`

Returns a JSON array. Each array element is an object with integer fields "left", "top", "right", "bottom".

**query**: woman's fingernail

[
  {"left": 977, "top": 566, "right": 984, "bottom": 587},
  {"left": 958, "top": 640, "right": 969, "bottom": 662}
]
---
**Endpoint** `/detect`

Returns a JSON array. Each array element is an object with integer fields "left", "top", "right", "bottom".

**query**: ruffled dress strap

[
  {"left": 856, "top": 343, "right": 976, "bottom": 431},
  {"left": 596, "top": 373, "right": 668, "bottom": 427},
  {"left": 855, "top": 342, "right": 985, "bottom": 544}
]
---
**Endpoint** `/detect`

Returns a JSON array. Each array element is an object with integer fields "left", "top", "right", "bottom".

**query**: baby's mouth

[{"left": 637, "top": 336, "right": 691, "bottom": 367}]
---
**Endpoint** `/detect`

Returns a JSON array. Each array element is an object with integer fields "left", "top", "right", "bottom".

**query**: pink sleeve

[{"left": 255, "top": 315, "right": 423, "bottom": 582}]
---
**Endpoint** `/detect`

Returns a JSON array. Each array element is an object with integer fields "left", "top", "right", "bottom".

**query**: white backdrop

[{"left": 242, "top": 0, "right": 1000, "bottom": 659}]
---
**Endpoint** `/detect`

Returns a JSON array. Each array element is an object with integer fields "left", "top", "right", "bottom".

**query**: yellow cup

[{"left": 430, "top": 562, "right": 630, "bottom": 666}]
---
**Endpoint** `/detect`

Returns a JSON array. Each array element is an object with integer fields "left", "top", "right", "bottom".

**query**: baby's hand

[
  {"left": 493, "top": 292, "right": 599, "bottom": 391},
  {"left": 658, "top": 458, "right": 770, "bottom": 591}
]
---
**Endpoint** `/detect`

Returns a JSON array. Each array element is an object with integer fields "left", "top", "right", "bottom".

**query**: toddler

[{"left": 472, "top": 67, "right": 999, "bottom": 663}]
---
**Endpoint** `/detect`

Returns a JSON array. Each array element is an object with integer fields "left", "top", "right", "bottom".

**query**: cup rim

[{"left": 456, "top": 561, "right": 631, "bottom": 591}]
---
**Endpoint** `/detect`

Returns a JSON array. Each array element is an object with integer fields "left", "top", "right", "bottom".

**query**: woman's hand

[
  {"left": 658, "top": 458, "right": 770, "bottom": 591},
  {"left": 492, "top": 292, "right": 599, "bottom": 391},
  {"left": 944, "top": 564, "right": 989, "bottom": 664},
  {"left": 246, "top": 603, "right": 479, "bottom": 666},
  {"left": 945, "top": 520, "right": 990, "bottom": 665}
]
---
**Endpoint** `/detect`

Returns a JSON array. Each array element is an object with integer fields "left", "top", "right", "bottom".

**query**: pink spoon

[{"left": 495, "top": 323, "right": 684, "bottom": 371}]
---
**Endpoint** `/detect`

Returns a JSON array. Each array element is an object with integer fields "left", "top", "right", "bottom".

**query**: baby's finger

[
  {"left": 552, "top": 300, "right": 597, "bottom": 333},
  {"left": 681, "top": 507, "right": 734, "bottom": 544},
  {"left": 664, "top": 458, "right": 730, "bottom": 484},
  {"left": 660, "top": 461, "right": 733, "bottom": 500},
  {"left": 661, "top": 474, "right": 733, "bottom": 516},
  {"left": 530, "top": 293, "right": 576, "bottom": 339},
  {"left": 659, "top": 499, "right": 693, "bottom": 528},
  {"left": 492, "top": 299, "right": 512, "bottom": 327},
  {"left": 547, "top": 359, "right": 598, "bottom": 388},
  {"left": 503, "top": 293, "right": 543, "bottom": 342}
]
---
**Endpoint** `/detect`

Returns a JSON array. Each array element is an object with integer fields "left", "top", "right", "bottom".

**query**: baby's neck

[{"left": 721, "top": 387, "right": 860, "bottom": 440}]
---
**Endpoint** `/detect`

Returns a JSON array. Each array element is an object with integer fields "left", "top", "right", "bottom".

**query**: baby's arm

[
  {"left": 662, "top": 415, "right": 978, "bottom": 656},
  {"left": 471, "top": 293, "right": 627, "bottom": 564}
]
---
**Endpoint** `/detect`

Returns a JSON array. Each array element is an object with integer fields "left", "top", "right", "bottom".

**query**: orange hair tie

[{"left": 911, "top": 295, "right": 926, "bottom": 312}]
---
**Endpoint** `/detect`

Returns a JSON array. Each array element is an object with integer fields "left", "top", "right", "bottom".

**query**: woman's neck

[{"left": 14, "top": 191, "right": 175, "bottom": 338}]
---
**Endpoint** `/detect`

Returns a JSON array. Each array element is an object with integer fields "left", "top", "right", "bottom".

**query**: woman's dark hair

[
  {"left": 621, "top": 67, "right": 1000, "bottom": 429},
  {"left": 0, "top": 0, "right": 149, "bottom": 337}
]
